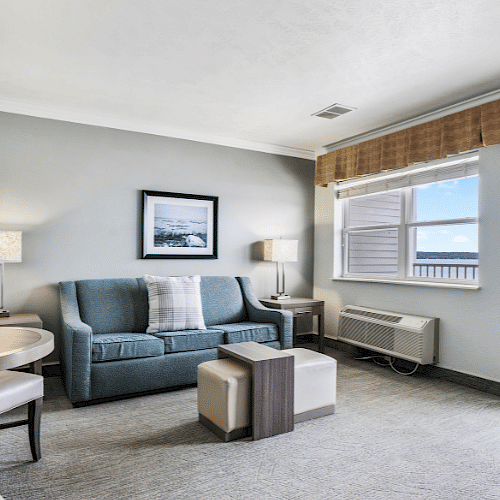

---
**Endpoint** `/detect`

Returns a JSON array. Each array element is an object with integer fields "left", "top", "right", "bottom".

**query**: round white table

[{"left": 0, "top": 327, "right": 54, "bottom": 374}]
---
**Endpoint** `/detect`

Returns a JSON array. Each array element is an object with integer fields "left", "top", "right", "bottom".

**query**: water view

[{"left": 413, "top": 252, "right": 478, "bottom": 279}]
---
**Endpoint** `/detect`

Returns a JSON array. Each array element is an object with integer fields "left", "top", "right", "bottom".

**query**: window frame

[{"left": 336, "top": 162, "right": 479, "bottom": 288}]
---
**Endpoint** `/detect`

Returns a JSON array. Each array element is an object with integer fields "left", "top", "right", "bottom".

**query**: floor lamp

[
  {"left": 0, "top": 231, "right": 22, "bottom": 318},
  {"left": 263, "top": 239, "right": 298, "bottom": 300}
]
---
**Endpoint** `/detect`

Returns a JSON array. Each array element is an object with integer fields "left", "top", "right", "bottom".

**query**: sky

[
  {"left": 415, "top": 176, "right": 478, "bottom": 253},
  {"left": 154, "top": 203, "right": 208, "bottom": 222}
]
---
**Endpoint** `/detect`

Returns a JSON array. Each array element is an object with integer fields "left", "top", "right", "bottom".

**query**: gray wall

[
  {"left": 314, "top": 145, "right": 500, "bottom": 383},
  {"left": 1, "top": 112, "right": 315, "bottom": 363}
]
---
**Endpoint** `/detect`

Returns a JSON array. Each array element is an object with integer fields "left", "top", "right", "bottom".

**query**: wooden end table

[
  {"left": 0, "top": 313, "right": 43, "bottom": 330},
  {"left": 259, "top": 298, "right": 325, "bottom": 353},
  {"left": 217, "top": 342, "right": 294, "bottom": 440}
]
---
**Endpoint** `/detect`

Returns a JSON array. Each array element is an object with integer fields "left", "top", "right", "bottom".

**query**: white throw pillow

[{"left": 143, "top": 275, "right": 206, "bottom": 333}]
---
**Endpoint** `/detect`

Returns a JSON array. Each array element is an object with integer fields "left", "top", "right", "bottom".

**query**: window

[{"left": 337, "top": 156, "right": 479, "bottom": 286}]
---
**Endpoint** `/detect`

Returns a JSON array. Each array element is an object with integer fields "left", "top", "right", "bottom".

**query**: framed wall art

[{"left": 142, "top": 190, "right": 218, "bottom": 259}]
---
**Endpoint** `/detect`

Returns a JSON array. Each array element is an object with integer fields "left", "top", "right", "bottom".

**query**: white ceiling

[{"left": 2, "top": 0, "right": 500, "bottom": 160}]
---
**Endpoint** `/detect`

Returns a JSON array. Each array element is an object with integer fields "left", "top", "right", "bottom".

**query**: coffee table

[
  {"left": 0, "top": 327, "right": 54, "bottom": 374},
  {"left": 217, "top": 342, "right": 294, "bottom": 440}
]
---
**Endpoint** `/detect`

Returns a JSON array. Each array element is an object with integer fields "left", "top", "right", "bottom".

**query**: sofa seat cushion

[
  {"left": 153, "top": 329, "right": 225, "bottom": 354},
  {"left": 92, "top": 333, "right": 164, "bottom": 362},
  {"left": 211, "top": 322, "right": 279, "bottom": 344}
]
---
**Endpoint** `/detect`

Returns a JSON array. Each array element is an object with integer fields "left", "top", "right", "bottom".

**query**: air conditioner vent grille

[
  {"left": 337, "top": 305, "right": 438, "bottom": 365},
  {"left": 338, "top": 317, "right": 396, "bottom": 353},
  {"left": 343, "top": 307, "right": 402, "bottom": 323},
  {"left": 314, "top": 111, "right": 338, "bottom": 119},
  {"left": 312, "top": 103, "right": 356, "bottom": 119},
  {"left": 338, "top": 316, "right": 423, "bottom": 359},
  {"left": 325, "top": 104, "right": 353, "bottom": 115}
]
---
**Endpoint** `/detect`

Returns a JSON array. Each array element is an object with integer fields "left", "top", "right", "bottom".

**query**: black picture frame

[{"left": 142, "top": 190, "right": 218, "bottom": 259}]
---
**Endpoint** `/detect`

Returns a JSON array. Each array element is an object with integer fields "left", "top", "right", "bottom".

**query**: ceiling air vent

[{"left": 312, "top": 103, "right": 356, "bottom": 119}]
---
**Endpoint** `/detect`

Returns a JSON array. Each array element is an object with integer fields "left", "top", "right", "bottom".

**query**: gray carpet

[{"left": 1, "top": 346, "right": 500, "bottom": 500}]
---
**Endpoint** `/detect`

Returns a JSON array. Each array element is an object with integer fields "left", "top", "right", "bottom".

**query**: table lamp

[
  {"left": 0, "top": 231, "right": 22, "bottom": 318},
  {"left": 263, "top": 239, "right": 298, "bottom": 300}
]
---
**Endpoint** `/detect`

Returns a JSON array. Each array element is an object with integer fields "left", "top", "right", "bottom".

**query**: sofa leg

[{"left": 28, "top": 397, "right": 43, "bottom": 461}]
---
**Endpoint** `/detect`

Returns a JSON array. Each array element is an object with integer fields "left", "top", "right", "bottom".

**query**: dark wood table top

[
  {"left": 259, "top": 297, "right": 324, "bottom": 308},
  {"left": 218, "top": 341, "right": 293, "bottom": 363}
]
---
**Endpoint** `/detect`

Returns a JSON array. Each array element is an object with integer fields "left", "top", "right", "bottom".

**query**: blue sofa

[{"left": 59, "top": 276, "right": 293, "bottom": 404}]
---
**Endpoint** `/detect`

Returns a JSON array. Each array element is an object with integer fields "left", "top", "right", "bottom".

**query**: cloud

[
  {"left": 438, "top": 179, "right": 459, "bottom": 189},
  {"left": 417, "top": 231, "right": 427, "bottom": 239},
  {"left": 453, "top": 235, "right": 469, "bottom": 243},
  {"left": 440, "top": 230, "right": 451, "bottom": 234}
]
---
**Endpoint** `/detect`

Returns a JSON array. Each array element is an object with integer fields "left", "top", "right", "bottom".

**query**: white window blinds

[{"left": 337, "top": 156, "right": 479, "bottom": 199}]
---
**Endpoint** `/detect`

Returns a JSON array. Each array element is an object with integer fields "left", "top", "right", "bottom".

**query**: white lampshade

[
  {"left": 0, "top": 231, "right": 22, "bottom": 263},
  {"left": 263, "top": 239, "right": 298, "bottom": 262}
]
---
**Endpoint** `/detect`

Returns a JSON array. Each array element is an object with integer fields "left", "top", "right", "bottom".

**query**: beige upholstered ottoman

[
  {"left": 197, "top": 358, "right": 252, "bottom": 442},
  {"left": 197, "top": 348, "right": 336, "bottom": 441}
]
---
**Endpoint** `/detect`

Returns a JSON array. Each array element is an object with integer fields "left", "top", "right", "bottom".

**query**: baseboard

[
  {"left": 14, "top": 362, "right": 61, "bottom": 377},
  {"left": 323, "top": 336, "right": 500, "bottom": 398},
  {"left": 420, "top": 364, "right": 500, "bottom": 397}
]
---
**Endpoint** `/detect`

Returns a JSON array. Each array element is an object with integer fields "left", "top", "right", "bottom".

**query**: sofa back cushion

[
  {"left": 75, "top": 276, "right": 246, "bottom": 333},
  {"left": 199, "top": 276, "right": 246, "bottom": 326},
  {"left": 75, "top": 278, "right": 149, "bottom": 334}
]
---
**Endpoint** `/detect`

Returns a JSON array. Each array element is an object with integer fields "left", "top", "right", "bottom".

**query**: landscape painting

[
  {"left": 142, "top": 190, "right": 218, "bottom": 259},
  {"left": 154, "top": 204, "right": 208, "bottom": 248}
]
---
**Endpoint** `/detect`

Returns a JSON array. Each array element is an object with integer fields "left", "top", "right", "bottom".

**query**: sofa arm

[
  {"left": 236, "top": 277, "right": 293, "bottom": 349},
  {"left": 59, "top": 281, "right": 93, "bottom": 403}
]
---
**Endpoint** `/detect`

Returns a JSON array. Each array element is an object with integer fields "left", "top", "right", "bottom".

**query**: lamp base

[
  {"left": 0, "top": 309, "right": 10, "bottom": 318},
  {"left": 270, "top": 294, "right": 291, "bottom": 300}
]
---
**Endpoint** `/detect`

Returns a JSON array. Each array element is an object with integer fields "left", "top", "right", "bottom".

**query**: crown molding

[
  {"left": 0, "top": 98, "right": 316, "bottom": 161},
  {"left": 321, "top": 88, "right": 500, "bottom": 155}
]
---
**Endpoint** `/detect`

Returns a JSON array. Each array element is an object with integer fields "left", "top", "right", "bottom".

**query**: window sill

[{"left": 332, "top": 276, "right": 480, "bottom": 290}]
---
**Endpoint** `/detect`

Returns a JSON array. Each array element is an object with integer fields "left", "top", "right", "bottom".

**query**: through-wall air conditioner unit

[{"left": 338, "top": 305, "right": 439, "bottom": 365}]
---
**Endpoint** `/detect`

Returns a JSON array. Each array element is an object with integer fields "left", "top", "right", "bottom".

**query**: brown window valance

[{"left": 315, "top": 99, "right": 500, "bottom": 186}]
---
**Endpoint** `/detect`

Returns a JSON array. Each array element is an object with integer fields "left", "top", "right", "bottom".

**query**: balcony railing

[{"left": 413, "top": 263, "right": 478, "bottom": 280}]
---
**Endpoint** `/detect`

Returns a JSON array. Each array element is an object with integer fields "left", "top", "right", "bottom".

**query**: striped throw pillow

[{"left": 143, "top": 275, "right": 206, "bottom": 333}]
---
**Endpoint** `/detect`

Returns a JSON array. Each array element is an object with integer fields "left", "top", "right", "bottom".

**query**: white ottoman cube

[
  {"left": 197, "top": 349, "right": 337, "bottom": 441},
  {"left": 283, "top": 348, "right": 337, "bottom": 423},
  {"left": 197, "top": 358, "right": 251, "bottom": 442}
]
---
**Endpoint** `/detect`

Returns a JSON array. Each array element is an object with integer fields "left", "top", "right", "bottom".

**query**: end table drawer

[
  {"left": 294, "top": 306, "right": 324, "bottom": 317},
  {"left": 294, "top": 307, "right": 314, "bottom": 316}
]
